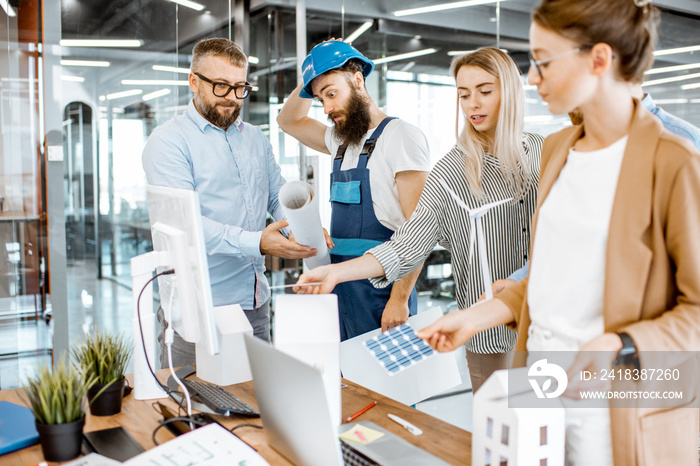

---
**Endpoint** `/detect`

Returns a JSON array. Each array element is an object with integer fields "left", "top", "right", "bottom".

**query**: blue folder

[{"left": 0, "top": 401, "right": 39, "bottom": 455}]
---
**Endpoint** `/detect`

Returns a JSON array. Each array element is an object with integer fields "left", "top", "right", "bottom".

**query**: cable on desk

[
  {"left": 152, "top": 399, "right": 187, "bottom": 421},
  {"left": 230, "top": 423, "right": 263, "bottom": 433},
  {"left": 151, "top": 416, "right": 211, "bottom": 446},
  {"left": 123, "top": 376, "right": 133, "bottom": 397},
  {"left": 163, "top": 281, "right": 193, "bottom": 424},
  {"left": 227, "top": 424, "right": 264, "bottom": 452},
  {"left": 136, "top": 269, "right": 187, "bottom": 410}
]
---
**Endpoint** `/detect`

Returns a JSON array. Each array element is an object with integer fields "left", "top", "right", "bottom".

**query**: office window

[
  {"left": 540, "top": 425, "right": 548, "bottom": 445},
  {"left": 486, "top": 417, "right": 494, "bottom": 438}
]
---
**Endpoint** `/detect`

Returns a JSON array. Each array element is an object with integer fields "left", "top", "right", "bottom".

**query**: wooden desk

[{"left": 0, "top": 373, "right": 471, "bottom": 465}]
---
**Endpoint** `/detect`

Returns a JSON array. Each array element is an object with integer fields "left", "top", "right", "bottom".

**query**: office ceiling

[
  {"left": 58, "top": 0, "right": 700, "bottom": 119},
  {"left": 59, "top": 0, "right": 700, "bottom": 70},
  {"left": 59, "top": 0, "right": 700, "bottom": 54}
]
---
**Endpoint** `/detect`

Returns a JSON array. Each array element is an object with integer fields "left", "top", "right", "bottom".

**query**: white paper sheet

[
  {"left": 274, "top": 294, "right": 341, "bottom": 426},
  {"left": 279, "top": 181, "right": 329, "bottom": 269},
  {"left": 63, "top": 453, "right": 122, "bottom": 466},
  {"left": 340, "top": 307, "right": 462, "bottom": 406},
  {"left": 124, "top": 424, "right": 269, "bottom": 465}
]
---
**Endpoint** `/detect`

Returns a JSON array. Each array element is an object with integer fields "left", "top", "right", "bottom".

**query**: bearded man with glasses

[{"left": 143, "top": 38, "right": 320, "bottom": 367}]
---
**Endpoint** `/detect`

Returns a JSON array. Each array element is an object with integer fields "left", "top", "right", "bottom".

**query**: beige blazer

[{"left": 497, "top": 99, "right": 700, "bottom": 465}]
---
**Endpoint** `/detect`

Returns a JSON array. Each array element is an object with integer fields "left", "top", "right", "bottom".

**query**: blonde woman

[{"left": 296, "top": 47, "right": 543, "bottom": 392}]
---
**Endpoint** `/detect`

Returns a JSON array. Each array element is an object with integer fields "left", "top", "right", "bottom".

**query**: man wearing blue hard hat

[{"left": 278, "top": 40, "right": 431, "bottom": 340}]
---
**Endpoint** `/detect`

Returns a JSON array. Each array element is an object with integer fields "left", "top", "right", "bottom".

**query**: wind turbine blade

[
  {"left": 437, "top": 178, "right": 472, "bottom": 213},
  {"left": 476, "top": 217, "right": 494, "bottom": 301},
  {"left": 436, "top": 176, "right": 504, "bottom": 295},
  {"left": 468, "top": 218, "right": 476, "bottom": 264},
  {"left": 470, "top": 197, "right": 513, "bottom": 217}
]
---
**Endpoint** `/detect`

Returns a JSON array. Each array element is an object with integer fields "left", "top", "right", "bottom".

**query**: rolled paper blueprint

[{"left": 278, "top": 181, "right": 330, "bottom": 269}]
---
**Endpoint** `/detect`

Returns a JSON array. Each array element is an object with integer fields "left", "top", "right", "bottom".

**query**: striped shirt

[{"left": 369, "top": 132, "right": 543, "bottom": 353}]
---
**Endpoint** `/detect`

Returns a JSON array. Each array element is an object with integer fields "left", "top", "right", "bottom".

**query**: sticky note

[{"left": 339, "top": 424, "right": 385, "bottom": 445}]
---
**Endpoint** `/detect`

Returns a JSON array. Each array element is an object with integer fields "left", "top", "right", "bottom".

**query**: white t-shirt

[
  {"left": 324, "top": 119, "right": 431, "bottom": 231},
  {"left": 527, "top": 136, "right": 628, "bottom": 351}
]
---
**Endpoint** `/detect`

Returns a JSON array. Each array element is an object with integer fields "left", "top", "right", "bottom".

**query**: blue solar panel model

[{"left": 363, "top": 323, "right": 435, "bottom": 375}]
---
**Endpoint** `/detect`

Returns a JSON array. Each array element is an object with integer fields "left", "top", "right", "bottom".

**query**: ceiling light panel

[
  {"left": 374, "top": 48, "right": 438, "bottom": 65},
  {"left": 61, "top": 60, "right": 111, "bottom": 67},
  {"left": 152, "top": 65, "right": 190, "bottom": 74},
  {"left": 0, "top": 0, "right": 16, "bottom": 17},
  {"left": 121, "top": 79, "right": 189, "bottom": 86},
  {"left": 106, "top": 89, "right": 143, "bottom": 100},
  {"left": 643, "top": 71, "right": 700, "bottom": 87},
  {"left": 344, "top": 21, "right": 373, "bottom": 44},
  {"left": 645, "top": 63, "right": 700, "bottom": 75},
  {"left": 166, "top": 0, "right": 205, "bottom": 11},
  {"left": 447, "top": 48, "right": 507, "bottom": 56},
  {"left": 395, "top": 0, "right": 508, "bottom": 17},
  {"left": 654, "top": 45, "right": 700, "bottom": 56},
  {"left": 60, "top": 39, "right": 143, "bottom": 47},
  {"left": 143, "top": 89, "right": 172, "bottom": 101}
]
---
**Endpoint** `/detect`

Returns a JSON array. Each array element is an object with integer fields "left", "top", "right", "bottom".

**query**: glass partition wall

[
  {"left": 0, "top": 1, "right": 50, "bottom": 389},
  {"left": 1, "top": 0, "right": 699, "bottom": 389}
]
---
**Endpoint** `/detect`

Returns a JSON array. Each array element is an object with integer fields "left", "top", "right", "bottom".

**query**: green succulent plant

[
  {"left": 23, "top": 356, "right": 97, "bottom": 425},
  {"left": 72, "top": 331, "right": 132, "bottom": 385}
]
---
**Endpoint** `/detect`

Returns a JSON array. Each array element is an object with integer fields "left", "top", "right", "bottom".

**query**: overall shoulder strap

[
  {"left": 360, "top": 117, "right": 397, "bottom": 159},
  {"left": 335, "top": 117, "right": 397, "bottom": 170},
  {"left": 356, "top": 117, "right": 397, "bottom": 170},
  {"left": 333, "top": 145, "right": 348, "bottom": 171}
]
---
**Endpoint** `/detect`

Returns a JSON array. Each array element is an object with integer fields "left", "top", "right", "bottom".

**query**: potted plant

[
  {"left": 23, "top": 357, "right": 97, "bottom": 462},
  {"left": 73, "top": 331, "right": 132, "bottom": 416}
]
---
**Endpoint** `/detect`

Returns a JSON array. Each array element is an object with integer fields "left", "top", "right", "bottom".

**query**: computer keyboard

[
  {"left": 340, "top": 439, "right": 380, "bottom": 466},
  {"left": 180, "top": 379, "right": 260, "bottom": 417}
]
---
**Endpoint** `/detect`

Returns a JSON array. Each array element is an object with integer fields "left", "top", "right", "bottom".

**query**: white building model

[{"left": 473, "top": 368, "right": 565, "bottom": 466}]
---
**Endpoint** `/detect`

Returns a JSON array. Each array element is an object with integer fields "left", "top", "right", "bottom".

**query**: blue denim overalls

[{"left": 329, "top": 117, "right": 417, "bottom": 340}]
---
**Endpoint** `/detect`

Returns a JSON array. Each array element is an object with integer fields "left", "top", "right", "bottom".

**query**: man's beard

[
  {"left": 195, "top": 94, "right": 241, "bottom": 129},
  {"left": 329, "top": 87, "right": 371, "bottom": 147}
]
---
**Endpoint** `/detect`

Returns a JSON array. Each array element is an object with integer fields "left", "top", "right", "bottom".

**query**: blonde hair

[{"left": 450, "top": 47, "right": 529, "bottom": 200}]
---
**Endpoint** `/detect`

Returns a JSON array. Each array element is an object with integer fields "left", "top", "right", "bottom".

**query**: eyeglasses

[
  {"left": 194, "top": 72, "right": 253, "bottom": 99},
  {"left": 528, "top": 48, "right": 581, "bottom": 80}
]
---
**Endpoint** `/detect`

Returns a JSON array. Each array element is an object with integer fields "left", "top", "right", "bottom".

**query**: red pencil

[{"left": 345, "top": 401, "right": 377, "bottom": 423}]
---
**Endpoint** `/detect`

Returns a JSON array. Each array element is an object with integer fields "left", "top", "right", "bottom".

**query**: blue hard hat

[{"left": 299, "top": 41, "right": 374, "bottom": 99}]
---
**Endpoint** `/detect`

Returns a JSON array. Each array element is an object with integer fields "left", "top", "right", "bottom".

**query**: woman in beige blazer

[{"left": 416, "top": 0, "right": 700, "bottom": 464}]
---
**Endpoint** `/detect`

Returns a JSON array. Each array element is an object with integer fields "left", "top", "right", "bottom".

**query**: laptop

[{"left": 243, "top": 334, "right": 451, "bottom": 466}]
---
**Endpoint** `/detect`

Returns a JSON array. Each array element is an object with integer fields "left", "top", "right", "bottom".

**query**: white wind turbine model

[{"left": 438, "top": 178, "right": 512, "bottom": 300}]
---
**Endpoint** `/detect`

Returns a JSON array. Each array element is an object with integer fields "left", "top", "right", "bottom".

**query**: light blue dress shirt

[
  {"left": 642, "top": 94, "right": 700, "bottom": 152},
  {"left": 508, "top": 261, "right": 529, "bottom": 281},
  {"left": 142, "top": 100, "right": 286, "bottom": 309}
]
